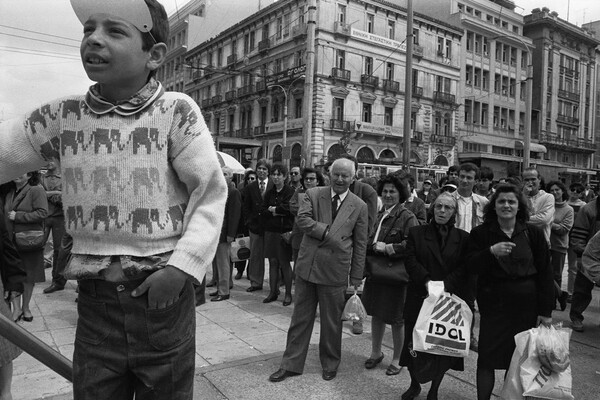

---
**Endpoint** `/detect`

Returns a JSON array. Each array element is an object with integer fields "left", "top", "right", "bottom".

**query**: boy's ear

[{"left": 146, "top": 42, "right": 168, "bottom": 71}]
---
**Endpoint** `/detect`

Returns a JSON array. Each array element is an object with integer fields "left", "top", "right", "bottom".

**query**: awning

[
  {"left": 565, "top": 168, "right": 596, "bottom": 176},
  {"left": 514, "top": 141, "right": 547, "bottom": 153}
]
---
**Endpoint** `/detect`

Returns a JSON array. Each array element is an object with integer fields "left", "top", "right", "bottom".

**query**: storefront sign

[
  {"left": 265, "top": 118, "right": 305, "bottom": 133},
  {"left": 266, "top": 65, "right": 306, "bottom": 85},
  {"left": 355, "top": 121, "right": 402, "bottom": 136},
  {"left": 351, "top": 29, "right": 407, "bottom": 51}
]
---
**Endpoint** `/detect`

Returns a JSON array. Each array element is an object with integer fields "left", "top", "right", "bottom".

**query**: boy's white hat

[{"left": 71, "top": 0, "right": 153, "bottom": 33}]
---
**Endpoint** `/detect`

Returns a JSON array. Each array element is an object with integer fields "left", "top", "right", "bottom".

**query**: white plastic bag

[
  {"left": 412, "top": 281, "right": 472, "bottom": 357},
  {"left": 500, "top": 326, "right": 574, "bottom": 400},
  {"left": 342, "top": 291, "right": 367, "bottom": 322}
]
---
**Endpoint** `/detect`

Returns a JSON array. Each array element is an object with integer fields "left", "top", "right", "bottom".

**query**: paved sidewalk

[{"left": 10, "top": 268, "right": 600, "bottom": 399}]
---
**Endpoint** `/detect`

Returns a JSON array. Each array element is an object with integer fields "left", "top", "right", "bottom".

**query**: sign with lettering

[
  {"left": 266, "top": 64, "right": 306, "bottom": 85},
  {"left": 355, "top": 121, "right": 402, "bottom": 136},
  {"left": 351, "top": 28, "right": 407, "bottom": 51},
  {"left": 265, "top": 118, "right": 305, "bottom": 133}
]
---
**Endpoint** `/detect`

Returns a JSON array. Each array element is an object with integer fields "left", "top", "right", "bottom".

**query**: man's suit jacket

[
  {"left": 351, "top": 181, "right": 378, "bottom": 236},
  {"left": 242, "top": 179, "right": 274, "bottom": 235},
  {"left": 295, "top": 187, "right": 368, "bottom": 287}
]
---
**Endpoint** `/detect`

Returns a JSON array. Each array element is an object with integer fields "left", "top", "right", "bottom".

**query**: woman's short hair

[
  {"left": 28, "top": 171, "right": 41, "bottom": 186},
  {"left": 546, "top": 180, "right": 569, "bottom": 201},
  {"left": 377, "top": 174, "right": 409, "bottom": 204},
  {"left": 301, "top": 167, "right": 324, "bottom": 186},
  {"left": 484, "top": 183, "right": 530, "bottom": 223},
  {"left": 271, "top": 162, "right": 287, "bottom": 176}
]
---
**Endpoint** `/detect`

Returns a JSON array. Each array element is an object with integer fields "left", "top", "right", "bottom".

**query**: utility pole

[
  {"left": 402, "top": 0, "right": 414, "bottom": 168},
  {"left": 302, "top": 0, "right": 317, "bottom": 167}
]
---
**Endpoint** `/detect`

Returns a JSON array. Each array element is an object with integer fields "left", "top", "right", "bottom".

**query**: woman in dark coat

[
  {"left": 400, "top": 192, "right": 470, "bottom": 400},
  {"left": 3, "top": 171, "right": 48, "bottom": 322},
  {"left": 362, "top": 174, "right": 419, "bottom": 376},
  {"left": 465, "top": 184, "right": 553, "bottom": 400},
  {"left": 0, "top": 209, "right": 26, "bottom": 398},
  {"left": 260, "top": 163, "right": 295, "bottom": 306}
]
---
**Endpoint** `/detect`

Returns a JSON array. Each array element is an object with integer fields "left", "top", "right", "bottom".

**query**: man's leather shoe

[
  {"left": 209, "top": 291, "right": 218, "bottom": 296},
  {"left": 246, "top": 286, "right": 263, "bottom": 292},
  {"left": 234, "top": 271, "right": 243, "bottom": 280},
  {"left": 269, "top": 368, "right": 300, "bottom": 382},
  {"left": 43, "top": 284, "right": 64, "bottom": 294},
  {"left": 322, "top": 370, "right": 337, "bottom": 381},
  {"left": 211, "top": 295, "right": 229, "bottom": 302}
]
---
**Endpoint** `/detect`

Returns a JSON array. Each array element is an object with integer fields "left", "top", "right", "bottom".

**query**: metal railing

[
  {"left": 360, "top": 74, "right": 379, "bottom": 87},
  {"left": 331, "top": 67, "right": 351, "bottom": 81},
  {"left": 382, "top": 79, "right": 400, "bottom": 92}
]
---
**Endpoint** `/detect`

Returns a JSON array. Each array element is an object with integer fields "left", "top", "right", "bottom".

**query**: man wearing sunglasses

[{"left": 289, "top": 166, "right": 302, "bottom": 191}]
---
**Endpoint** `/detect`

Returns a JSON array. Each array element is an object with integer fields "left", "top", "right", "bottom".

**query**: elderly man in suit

[
  {"left": 242, "top": 159, "right": 273, "bottom": 291},
  {"left": 269, "top": 158, "right": 369, "bottom": 382}
]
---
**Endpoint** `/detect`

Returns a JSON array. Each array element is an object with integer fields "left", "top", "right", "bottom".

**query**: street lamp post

[{"left": 269, "top": 74, "right": 305, "bottom": 168}]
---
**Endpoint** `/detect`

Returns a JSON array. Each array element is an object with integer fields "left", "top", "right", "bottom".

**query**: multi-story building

[
  {"left": 582, "top": 19, "right": 600, "bottom": 184},
  {"left": 412, "top": 0, "right": 541, "bottom": 179},
  {"left": 524, "top": 8, "right": 599, "bottom": 185},
  {"left": 184, "top": 0, "right": 463, "bottom": 180}
]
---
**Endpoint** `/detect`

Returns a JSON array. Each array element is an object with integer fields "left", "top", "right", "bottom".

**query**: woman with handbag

[
  {"left": 260, "top": 163, "right": 295, "bottom": 306},
  {"left": 400, "top": 192, "right": 470, "bottom": 400},
  {"left": 362, "top": 174, "right": 419, "bottom": 376},
  {"left": 3, "top": 171, "right": 48, "bottom": 322},
  {"left": 0, "top": 209, "right": 26, "bottom": 399},
  {"left": 465, "top": 184, "right": 553, "bottom": 400}
]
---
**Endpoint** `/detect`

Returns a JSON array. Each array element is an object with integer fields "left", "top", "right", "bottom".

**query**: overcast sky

[{"left": 1, "top": 0, "right": 598, "bottom": 120}]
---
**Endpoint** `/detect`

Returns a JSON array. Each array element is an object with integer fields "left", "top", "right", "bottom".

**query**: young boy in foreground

[{"left": 0, "top": 0, "right": 227, "bottom": 398}]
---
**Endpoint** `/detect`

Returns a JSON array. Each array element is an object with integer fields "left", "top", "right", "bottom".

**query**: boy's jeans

[{"left": 73, "top": 277, "right": 195, "bottom": 400}]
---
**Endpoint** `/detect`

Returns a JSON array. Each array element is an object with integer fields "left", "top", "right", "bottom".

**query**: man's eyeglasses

[
  {"left": 290, "top": 172, "right": 299, "bottom": 175},
  {"left": 304, "top": 177, "right": 316, "bottom": 181},
  {"left": 248, "top": 177, "right": 256, "bottom": 181},
  {"left": 573, "top": 189, "right": 583, "bottom": 194}
]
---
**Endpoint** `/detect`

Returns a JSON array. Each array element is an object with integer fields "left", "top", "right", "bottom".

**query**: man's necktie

[
  {"left": 260, "top": 181, "right": 266, "bottom": 198},
  {"left": 332, "top": 194, "right": 340, "bottom": 221}
]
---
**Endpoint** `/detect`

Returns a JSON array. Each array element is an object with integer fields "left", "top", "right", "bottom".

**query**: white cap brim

[{"left": 71, "top": 0, "right": 153, "bottom": 32}]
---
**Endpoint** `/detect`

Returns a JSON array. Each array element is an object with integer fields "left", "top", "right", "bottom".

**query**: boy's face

[{"left": 80, "top": 14, "right": 153, "bottom": 99}]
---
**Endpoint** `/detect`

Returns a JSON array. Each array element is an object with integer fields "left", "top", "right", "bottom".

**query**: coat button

[{"left": 117, "top": 285, "right": 125, "bottom": 292}]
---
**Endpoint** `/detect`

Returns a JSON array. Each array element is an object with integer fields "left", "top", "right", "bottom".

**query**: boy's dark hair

[
  {"left": 141, "top": 0, "right": 169, "bottom": 51},
  {"left": 27, "top": 171, "right": 42, "bottom": 186},
  {"left": 479, "top": 166, "right": 494, "bottom": 181},
  {"left": 458, "top": 162, "right": 480, "bottom": 179},
  {"left": 546, "top": 180, "right": 569, "bottom": 201},
  {"left": 447, "top": 165, "right": 458, "bottom": 175}
]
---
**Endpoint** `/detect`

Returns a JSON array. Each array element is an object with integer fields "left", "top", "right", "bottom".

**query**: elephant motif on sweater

[
  {"left": 127, "top": 127, "right": 164, "bottom": 154},
  {"left": 63, "top": 167, "right": 86, "bottom": 194},
  {"left": 90, "top": 205, "right": 123, "bottom": 231},
  {"left": 130, "top": 167, "right": 162, "bottom": 196},
  {"left": 90, "top": 166, "right": 122, "bottom": 194},
  {"left": 66, "top": 205, "right": 86, "bottom": 229},
  {"left": 166, "top": 203, "right": 186, "bottom": 231},
  {"left": 61, "top": 99, "right": 82, "bottom": 120},
  {"left": 126, "top": 208, "right": 165, "bottom": 234},
  {"left": 61, "top": 130, "right": 87, "bottom": 155},
  {"left": 91, "top": 128, "right": 125, "bottom": 154}
]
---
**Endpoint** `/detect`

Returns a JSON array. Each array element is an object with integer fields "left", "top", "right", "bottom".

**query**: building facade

[
  {"left": 183, "top": 0, "right": 462, "bottom": 180},
  {"left": 524, "top": 8, "right": 599, "bottom": 185}
]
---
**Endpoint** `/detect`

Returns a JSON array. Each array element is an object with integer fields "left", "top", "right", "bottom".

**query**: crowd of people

[{"left": 0, "top": 0, "right": 597, "bottom": 398}]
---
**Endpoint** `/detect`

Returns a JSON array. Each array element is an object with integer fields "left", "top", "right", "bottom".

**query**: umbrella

[{"left": 216, "top": 151, "right": 245, "bottom": 174}]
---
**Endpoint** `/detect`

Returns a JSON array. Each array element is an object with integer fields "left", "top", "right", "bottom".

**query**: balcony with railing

[
  {"left": 559, "top": 66, "right": 579, "bottom": 78},
  {"left": 557, "top": 114, "right": 580, "bottom": 125},
  {"left": 538, "top": 133, "right": 595, "bottom": 151},
  {"left": 237, "top": 84, "right": 255, "bottom": 97},
  {"left": 412, "top": 86, "right": 423, "bottom": 97},
  {"left": 292, "top": 23, "right": 307, "bottom": 38},
  {"left": 430, "top": 134, "right": 456, "bottom": 146},
  {"left": 334, "top": 21, "right": 351, "bottom": 37},
  {"left": 331, "top": 67, "right": 351, "bottom": 81},
  {"left": 382, "top": 79, "right": 400, "bottom": 92},
  {"left": 234, "top": 127, "right": 254, "bottom": 138},
  {"left": 360, "top": 74, "right": 379, "bottom": 87},
  {"left": 557, "top": 89, "right": 580, "bottom": 102},
  {"left": 258, "top": 39, "right": 270, "bottom": 52},
  {"left": 256, "top": 81, "right": 266, "bottom": 92},
  {"left": 330, "top": 119, "right": 353, "bottom": 131},
  {"left": 433, "top": 91, "right": 456, "bottom": 104},
  {"left": 201, "top": 98, "right": 211, "bottom": 108},
  {"left": 225, "top": 90, "right": 237, "bottom": 101},
  {"left": 211, "top": 94, "right": 223, "bottom": 104},
  {"left": 227, "top": 54, "right": 237, "bottom": 65},
  {"left": 412, "top": 131, "right": 423, "bottom": 142},
  {"left": 253, "top": 126, "right": 266, "bottom": 136},
  {"left": 413, "top": 45, "right": 424, "bottom": 57}
]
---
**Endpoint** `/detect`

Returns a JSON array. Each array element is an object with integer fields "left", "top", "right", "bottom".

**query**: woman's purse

[
  {"left": 364, "top": 254, "right": 409, "bottom": 285},
  {"left": 14, "top": 230, "right": 45, "bottom": 252}
]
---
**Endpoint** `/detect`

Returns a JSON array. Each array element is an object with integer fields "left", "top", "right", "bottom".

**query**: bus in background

[{"left": 357, "top": 162, "right": 448, "bottom": 189}]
